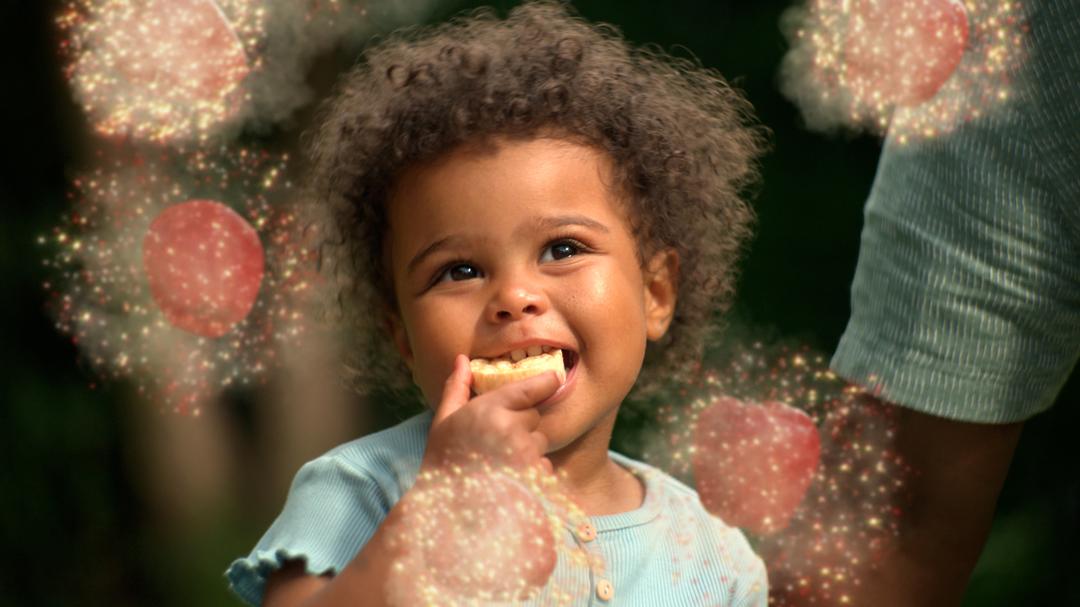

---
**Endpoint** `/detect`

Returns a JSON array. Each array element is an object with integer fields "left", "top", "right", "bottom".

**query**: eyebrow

[
  {"left": 406, "top": 235, "right": 466, "bottom": 277},
  {"left": 405, "top": 214, "right": 610, "bottom": 276},
  {"left": 532, "top": 214, "right": 610, "bottom": 234}
]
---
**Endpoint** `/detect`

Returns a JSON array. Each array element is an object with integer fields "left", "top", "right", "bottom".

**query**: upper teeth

[{"left": 502, "top": 345, "right": 553, "bottom": 363}]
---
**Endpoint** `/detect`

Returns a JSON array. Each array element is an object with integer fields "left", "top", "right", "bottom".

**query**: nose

[{"left": 486, "top": 279, "right": 548, "bottom": 322}]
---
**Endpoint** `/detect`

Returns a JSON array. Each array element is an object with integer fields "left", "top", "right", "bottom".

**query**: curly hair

[{"left": 309, "top": 0, "right": 766, "bottom": 400}]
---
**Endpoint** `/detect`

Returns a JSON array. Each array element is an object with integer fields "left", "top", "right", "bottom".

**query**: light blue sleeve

[
  {"left": 225, "top": 413, "right": 429, "bottom": 606},
  {"left": 225, "top": 456, "right": 394, "bottom": 606}
]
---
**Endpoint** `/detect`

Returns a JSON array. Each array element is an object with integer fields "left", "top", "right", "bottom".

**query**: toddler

[{"left": 228, "top": 2, "right": 768, "bottom": 605}]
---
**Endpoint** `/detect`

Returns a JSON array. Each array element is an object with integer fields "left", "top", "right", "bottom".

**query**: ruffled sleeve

[{"left": 226, "top": 412, "right": 429, "bottom": 606}]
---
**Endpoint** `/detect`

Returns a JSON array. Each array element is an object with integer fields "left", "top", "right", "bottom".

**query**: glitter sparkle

[
  {"left": 388, "top": 458, "right": 601, "bottom": 607},
  {"left": 42, "top": 145, "right": 315, "bottom": 413},
  {"left": 691, "top": 396, "right": 821, "bottom": 536},
  {"left": 57, "top": 0, "right": 264, "bottom": 143},
  {"left": 142, "top": 199, "right": 265, "bottom": 338},
  {"left": 780, "top": 0, "right": 1027, "bottom": 139},
  {"left": 640, "top": 343, "right": 910, "bottom": 604}
]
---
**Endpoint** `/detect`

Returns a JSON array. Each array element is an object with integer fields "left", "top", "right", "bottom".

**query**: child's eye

[
  {"left": 540, "top": 240, "right": 581, "bottom": 262},
  {"left": 439, "top": 263, "right": 483, "bottom": 282}
]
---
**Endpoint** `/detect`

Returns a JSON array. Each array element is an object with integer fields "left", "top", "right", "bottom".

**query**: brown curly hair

[{"left": 309, "top": 0, "right": 766, "bottom": 400}]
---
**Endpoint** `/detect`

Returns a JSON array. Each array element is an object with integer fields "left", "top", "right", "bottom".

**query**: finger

[
  {"left": 433, "top": 354, "right": 473, "bottom": 424},
  {"left": 529, "top": 429, "right": 548, "bottom": 459},
  {"left": 500, "top": 427, "right": 548, "bottom": 467},
  {"left": 484, "top": 369, "right": 562, "bottom": 411},
  {"left": 538, "top": 456, "right": 553, "bottom": 475}
]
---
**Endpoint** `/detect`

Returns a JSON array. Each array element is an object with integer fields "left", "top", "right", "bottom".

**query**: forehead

[{"left": 387, "top": 136, "right": 632, "bottom": 242}]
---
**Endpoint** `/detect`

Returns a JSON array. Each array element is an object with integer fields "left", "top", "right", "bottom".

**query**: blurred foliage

[{"left": 1, "top": 0, "right": 1075, "bottom": 606}]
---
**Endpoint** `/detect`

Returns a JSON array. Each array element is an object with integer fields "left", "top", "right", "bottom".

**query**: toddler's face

[{"left": 386, "top": 136, "right": 676, "bottom": 454}]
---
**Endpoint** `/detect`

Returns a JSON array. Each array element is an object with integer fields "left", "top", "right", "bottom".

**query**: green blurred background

[{"left": 1, "top": 0, "right": 1076, "bottom": 605}]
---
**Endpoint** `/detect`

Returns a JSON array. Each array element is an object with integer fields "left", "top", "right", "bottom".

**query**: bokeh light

[
  {"left": 143, "top": 199, "right": 265, "bottom": 339},
  {"left": 780, "top": 0, "right": 1026, "bottom": 139},
  {"left": 388, "top": 459, "right": 601, "bottom": 607},
  {"left": 42, "top": 145, "right": 315, "bottom": 413},
  {"left": 641, "top": 343, "right": 910, "bottom": 604},
  {"left": 692, "top": 396, "right": 821, "bottom": 536},
  {"left": 760, "top": 398, "right": 909, "bottom": 605},
  {"left": 845, "top": 0, "right": 969, "bottom": 108},
  {"left": 57, "top": 0, "right": 263, "bottom": 142}
]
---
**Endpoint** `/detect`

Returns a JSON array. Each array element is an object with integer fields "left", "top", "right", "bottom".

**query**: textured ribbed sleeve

[
  {"left": 832, "top": 0, "right": 1080, "bottom": 423},
  {"left": 225, "top": 413, "right": 429, "bottom": 605}
]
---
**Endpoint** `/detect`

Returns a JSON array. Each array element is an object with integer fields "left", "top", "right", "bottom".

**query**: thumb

[{"left": 433, "top": 354, "right": 472, "bottom": 424}]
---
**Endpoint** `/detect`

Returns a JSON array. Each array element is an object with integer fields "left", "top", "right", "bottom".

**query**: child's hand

[
  {"left": 421, "top": 354, "right": 560, "bottom": 474},
  {"left": 401, "top": 355, "right": 562, "bottom": 602}
]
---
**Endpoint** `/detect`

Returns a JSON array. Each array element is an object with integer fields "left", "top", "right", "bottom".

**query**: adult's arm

[
  {"left": 844, "top": 397, "right": 1023, "bottom": 607},
  {"left": 759, "top": 393, "right": 1024, "bottom": 607},
  {"left": 800, "top": 3, "right": 1080, "bottom": 604}
]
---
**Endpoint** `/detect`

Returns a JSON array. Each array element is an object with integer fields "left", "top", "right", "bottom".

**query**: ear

[
  {"left": 644, "top": 249, "right": 678, "bottom": 341},
  {"left": 384, "top": 312, "right": 415, "bottom": 370}
]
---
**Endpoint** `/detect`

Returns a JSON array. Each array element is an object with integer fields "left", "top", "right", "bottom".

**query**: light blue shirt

[{"left": 227, "top": 411, "right": 767, "bottom": 606}]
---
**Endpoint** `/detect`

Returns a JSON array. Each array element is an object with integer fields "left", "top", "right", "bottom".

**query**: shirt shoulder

[
  {"left": 225, "top": 411, "right": 433, "bottom": 606},
  {"left": 310, "top": 409, "right": 432, "bottom": 492},
  {"left": 606, "top": 452, "right": 768, "bottom": 606}
]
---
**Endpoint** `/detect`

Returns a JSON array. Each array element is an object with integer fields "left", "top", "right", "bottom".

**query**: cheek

[
  {"left": 578, "top": 264, "right": 649, "bottom": 325},
  {"left": 412, "top": 347, "right": 455, "bottom": 407},
  {"left": 574, "top": 265, "right": 638, "bottom": 303},
  {"left": 570, "top": 266, "right": 650, "bottom": 362},
  {"left": 407, "top": 300, "right": 471, "bottom": 398}
]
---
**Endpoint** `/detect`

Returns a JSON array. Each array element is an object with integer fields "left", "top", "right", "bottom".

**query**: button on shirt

[{"left": 596, "top": 578, "right": 614, "bottom": 601}]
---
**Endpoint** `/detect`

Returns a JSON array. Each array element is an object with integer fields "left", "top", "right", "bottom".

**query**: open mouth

[{"left": 560, "top": 349, "right": 576, "bottom": 373}]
